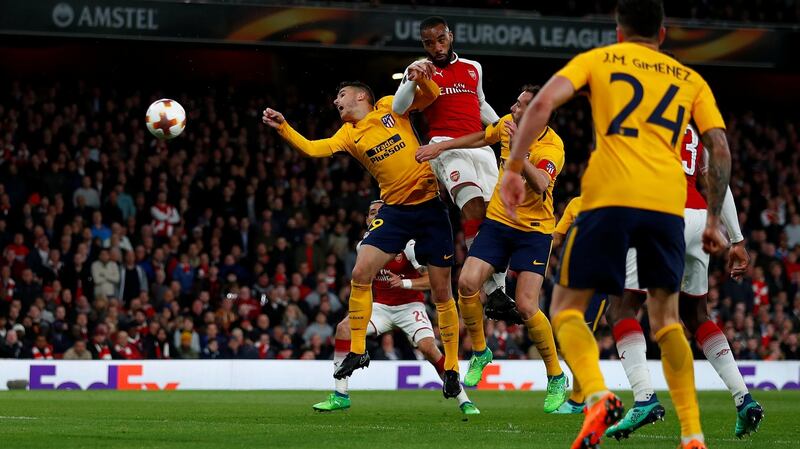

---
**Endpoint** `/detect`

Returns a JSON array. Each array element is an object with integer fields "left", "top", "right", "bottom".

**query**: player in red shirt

[
  {"left": 312, "top": 201, "right": 478, "bottom": 414},
  {"left": 601, "top": 124, "right": 763, "bottom": 440},
  {"left": 392, "top": 16, "right": 521, "bottom": 325}
]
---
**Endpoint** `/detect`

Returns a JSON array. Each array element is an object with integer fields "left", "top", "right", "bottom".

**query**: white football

[{"left": 145, "top": 99, "right": 186, "bottom": 140}]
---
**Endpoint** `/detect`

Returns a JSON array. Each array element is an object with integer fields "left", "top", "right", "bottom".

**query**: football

[{"left": 145, "top": 99, "right": 186, "bottom": 140}]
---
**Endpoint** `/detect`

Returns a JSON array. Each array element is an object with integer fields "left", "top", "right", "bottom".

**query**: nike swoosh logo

[
  {"left": 532, "top": 260, "right": 545, "bottom": 266},
  {"left": 443, "top": 254, "right": 453, "bottom": 260},
  {"left": 354, "top": 136, "right": 364, "bottom": 144}
]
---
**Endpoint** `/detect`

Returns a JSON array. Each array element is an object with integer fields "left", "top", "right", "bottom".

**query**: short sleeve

[
  {"left": 555, "top": 51, "right": 593, "bottom": 92},
  {"left": 530, "top": 142, "right": 565, "bottom": 179},
  {"left": 484, "top": 114, "right": 511, "bottom": 145},
  {"left": 691, "top": 80, "right": 726, "bottom": 134}
]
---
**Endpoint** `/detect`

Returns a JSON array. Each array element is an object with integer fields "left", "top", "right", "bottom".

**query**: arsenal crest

[
  {"left": 449, "top": 170, "right": 460, "bottom": 182},
  {"left": 381, "top": 114, "right": 395, "bottom": 128},
  {"left": 467, "top": 69, "right": 477, "bottom": 80}
]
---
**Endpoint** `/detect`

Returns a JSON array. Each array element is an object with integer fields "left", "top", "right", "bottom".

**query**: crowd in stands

[{"left": 0, "top": 75, "right": 798, "bottom": 365}]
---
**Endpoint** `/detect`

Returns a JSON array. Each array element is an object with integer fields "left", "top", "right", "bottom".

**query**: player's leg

[
  {"left": 413, "top": 198, "right": 461, "bottom": 398},
  {"left": 457, "top": 255, "right": 495, "bottom": 387},
  {"left": 516, "top": 271, "right": 568, "bottom": 412},
  {"left": 638, "top": 211, "right": 703, "bottom": 448},
  {"left": 345, "top": 244, "right": 393, "bottom": 356},
  {"left": 313, "top": 319, "right": 353, "bottom": 411},
  {"left": 552, "top": 209, "right": 628, "bottom": 448},
  {"left": 416, "top": 336, "right": 479, "bottom": 415},
  {"left": 679, "top": 208, "right": 762, "bottom": 438},
  {"left": 605, "top": 289, "right": 665, "bottom": 439}
]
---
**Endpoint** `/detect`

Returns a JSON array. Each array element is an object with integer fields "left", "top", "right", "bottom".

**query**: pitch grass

[{"left": 0, "top": 390, "right": 795, "bottom": 448}]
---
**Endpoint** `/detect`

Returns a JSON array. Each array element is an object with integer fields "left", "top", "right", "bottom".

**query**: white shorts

[
  {"left": 428, "top": 136, "right": 498, "bottom": 206},
  {"left": 624, "top": 208, "right": 709, "bottom": 296},
  {"left": 367, "top": 302, "right": 435, "bottom": 344}
]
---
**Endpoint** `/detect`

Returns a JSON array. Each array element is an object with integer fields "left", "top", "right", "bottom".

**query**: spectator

[
  {"left": 304, "top": 280, "right": 342, "bottom": 314},
  {"left": 63, "top": 340, "right": 93, "bottom": 360},
  {"left": 302, "top": 312, "right": 333, "bottom": 345},
  {"left": 72, "top": 176, "right": 100, "bottom": 209},
  {"left": 119, "top": 250, "right": 148, "bottom": 307},
  {"left": 374, "top": 333, "right": 401, "bottom": 360},
  {"left": 151, "top": 192, "right": 180, "bottom": 239},
  {"left": 112, "top": 330, "right": 142, "bottom": 360},
  {"left": 0, "top": 326, "right": 25, "bottom": 358},
  {"left": 91, "top": 248, "right": 119, "bottom": 300}
]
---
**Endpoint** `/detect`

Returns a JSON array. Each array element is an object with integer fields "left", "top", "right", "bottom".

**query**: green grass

[{"left": 0, "top": 390, "right": 794, "bottom": 448}]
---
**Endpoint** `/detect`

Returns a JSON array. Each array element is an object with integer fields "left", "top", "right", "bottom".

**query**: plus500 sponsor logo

[
  {"left": 398, "top": 365, "right": 533, "bottom": 390},
  {"left": 30, "top": 365, "right": 178, "bottom": 390}
]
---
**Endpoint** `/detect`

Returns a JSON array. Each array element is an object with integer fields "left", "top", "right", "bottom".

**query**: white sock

[
  {"left": 698, "top": 322, "right": 749, "bottom": 407},
  {"left": 465, "top": 236, "right": 475, "bottom": 250},
  {"left": 334, "top": 350, "right": 348, "bottom": 396},
  {"left": 682, "top": 434, "right": 705, "bottom": 445},
  {"left": 613, "top": 320, "right": 655, "bottom": 404},
  {"left": 482, "top": 271, "right": 507, "bottom": 295},
  {"left": 456, "top": 388, "right": 470, "bottom": 406}
]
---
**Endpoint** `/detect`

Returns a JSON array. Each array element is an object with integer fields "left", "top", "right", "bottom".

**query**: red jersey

[
  {"left": 423, "top": 54, "right": 495, "bottom": 139},
  {"left": 682, "top": 124, "right": 708, "bottom": 210},
  {"left": 371, "top": 241, "right": 424, "bottom": 306}
]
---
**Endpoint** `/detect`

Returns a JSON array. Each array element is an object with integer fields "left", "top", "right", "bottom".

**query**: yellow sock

[
  {"left": 570, "top": 372, "right": 584, "bottom": 404},
  {"left": 348, "top": 280, "right": 372, "bottom": 354},
  {"left": 656, "top": 323, "right": 703, "bottom": 439},
  {"left": 552, "top": 309, "right": 606, "bottom": 397},
  {"left": 436, "top": 299, "right": 460, "bottom": 371},
  {"left": 458, "top": 290, "right": 486, "bottom": 353},
  {"left": 525, "top": 310, "right": 563, "bottom": 377}
]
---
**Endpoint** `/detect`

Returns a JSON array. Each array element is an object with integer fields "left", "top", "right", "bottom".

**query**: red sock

[
  {"left": 433, "top": 356, "right": 446, "bottom": 377},
  {"left": 334, "top": 338, "right": 350, "bottom": 358},
  {"left": 462, "top": 219, "right": 482, "bottom": 241}
]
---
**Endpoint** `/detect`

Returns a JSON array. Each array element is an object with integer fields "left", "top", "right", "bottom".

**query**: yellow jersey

[
  {"left": 485, "top": 113, "right": 565, "bottom": 233},
  {"left": 277, "top": 80, "right": 440, "bottom": 205},
  {"left": 555, "top": 42, "right": 726, "bottom": 217},
  {"left": 555, "top": 196, "right": 582, "bottom": 235}
]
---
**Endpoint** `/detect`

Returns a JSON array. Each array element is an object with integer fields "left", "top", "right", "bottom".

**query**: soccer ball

[{"left": 145, "top": 99, "right": 186, "bottom": 140}]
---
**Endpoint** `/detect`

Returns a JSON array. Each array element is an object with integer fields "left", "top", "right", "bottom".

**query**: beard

[{"left": 428, "top": 46, "right": 454, "bottom": 68}]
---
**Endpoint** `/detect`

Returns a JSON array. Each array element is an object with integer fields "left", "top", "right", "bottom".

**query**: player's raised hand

[
  {"left": 415, "top": 142, "right": 445, "bottom": 162},
  {"left": 702, "top": 225, "right": 728, "bottom": 255},
  {"left": 262, "top": 108, "right": 285, "bottom": 128},
  {"left": 500, "top": 170, "right": 525, "bottom": 220},
  {"left": 727, "top": 241, "right": 750, "bottom": 280},
  {"left": 407, "top": 61, "right": 435, "bottom": 81},
  {"left": 504, "top": 120, "right": 518, "bottom": 139},
  {"left": 387, "top": 273, "right": 404, "bottom": 289}
]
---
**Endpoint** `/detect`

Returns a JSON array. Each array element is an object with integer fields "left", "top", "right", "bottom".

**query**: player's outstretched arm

[
  {"left": 701, "top": 127, "right": 732, "bottom": 254},
  {"left": 501, "top": 76, "right": 574, "bottom": 217},
  {"left": 392, "top": 61, "right": 437, "bottom": 115},
  {"left": 262, "top": 107, "right": 344, "bottom": 158},
  {"left": 415, "top": 131, "right": 486, "bottom": 163}
]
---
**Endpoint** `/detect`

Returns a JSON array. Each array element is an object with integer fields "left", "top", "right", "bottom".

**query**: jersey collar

[{"left": 450, "top": 53, "right": 459, "bottom": 64}]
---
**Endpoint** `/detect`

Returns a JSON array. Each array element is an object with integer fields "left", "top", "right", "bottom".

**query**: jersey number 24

[{"left": 606, "top": 72, "right": 685, "bottom": 146}]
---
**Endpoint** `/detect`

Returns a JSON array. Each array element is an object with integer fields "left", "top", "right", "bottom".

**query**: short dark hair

[
  {"left": 521, "top": 84, "right": 542, "bottom": 97},
  {"left": 420, "top": 16, "right": 448, "bottom": 34},
  {"left": 337, "top": 81, "right": 375, "bottom": 105},
  {"left": 616, "top": 0, "right": 664, "bottom": 40}
]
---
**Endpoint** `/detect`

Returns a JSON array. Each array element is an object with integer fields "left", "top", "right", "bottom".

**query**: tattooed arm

[{"left": 701, "top": 127, "right": 732, "bottom": 254}]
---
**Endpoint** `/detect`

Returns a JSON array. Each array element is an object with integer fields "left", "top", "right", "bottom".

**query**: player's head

[
  {"left": 615, "top": 0, "right": 666, "bottom": 45},
  {"left": 366, "top": 200, "right": 384, "bottom": 227},
  {"left": 511, "top": 84, "right": 542, "bottom": 124},
  {"left": 334, "top": 81, "right": 375, "bottom": 122},
  {"left": 419, "top": 16, "right": 454, "bottom": 68}
]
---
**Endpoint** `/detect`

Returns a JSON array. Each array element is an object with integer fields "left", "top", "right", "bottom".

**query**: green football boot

[
  {"left": 312, "top": 393, "right": 351, "bottom": 412},
  {"left": 552, "top": 399, "right": 585, "bottom": 414},
  {"left": 543, "top": 374, "right": 569, "bottom": 413},
  {"left": 735, "top": 398, "right": 764, "bottom": 438},
  {"left": 463, "top": 347, "right": 493, "bottom": 387},
  {"left": 460, "top": 401, "right": 481, "bottom": 415},
  {"left": 605, "top": 400, "right": 666, "bottom": 440}
]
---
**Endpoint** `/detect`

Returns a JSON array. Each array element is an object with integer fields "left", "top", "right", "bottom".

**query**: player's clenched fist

[
  {"left": 701, "top": 224, "right": 727, "bottom": 255},
  {"left": 262, "top": 108, "right": 285, "bottom": 128},
  {"left": 500, "top": 171, "right": 525, "bottom": 220}
]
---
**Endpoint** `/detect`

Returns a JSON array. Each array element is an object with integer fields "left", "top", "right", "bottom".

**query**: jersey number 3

[{"left": 606, "top": 73, "right": 686, "bottom": 146}]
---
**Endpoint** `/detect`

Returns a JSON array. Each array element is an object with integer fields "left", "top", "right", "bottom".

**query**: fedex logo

[
  {"left": 29, "top": 365, "right": 179, "bottom": 390},
  {"left": 739, "top": 366, "right": 800, "bottom": 390},
  {"left": 397, "top": 365, "right": 533, "bottom": 390}
]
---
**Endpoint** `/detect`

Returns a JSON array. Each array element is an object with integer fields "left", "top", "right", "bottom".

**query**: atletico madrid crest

[{"left": 381, "top": 114, "right": 395, "bottom": 128}]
